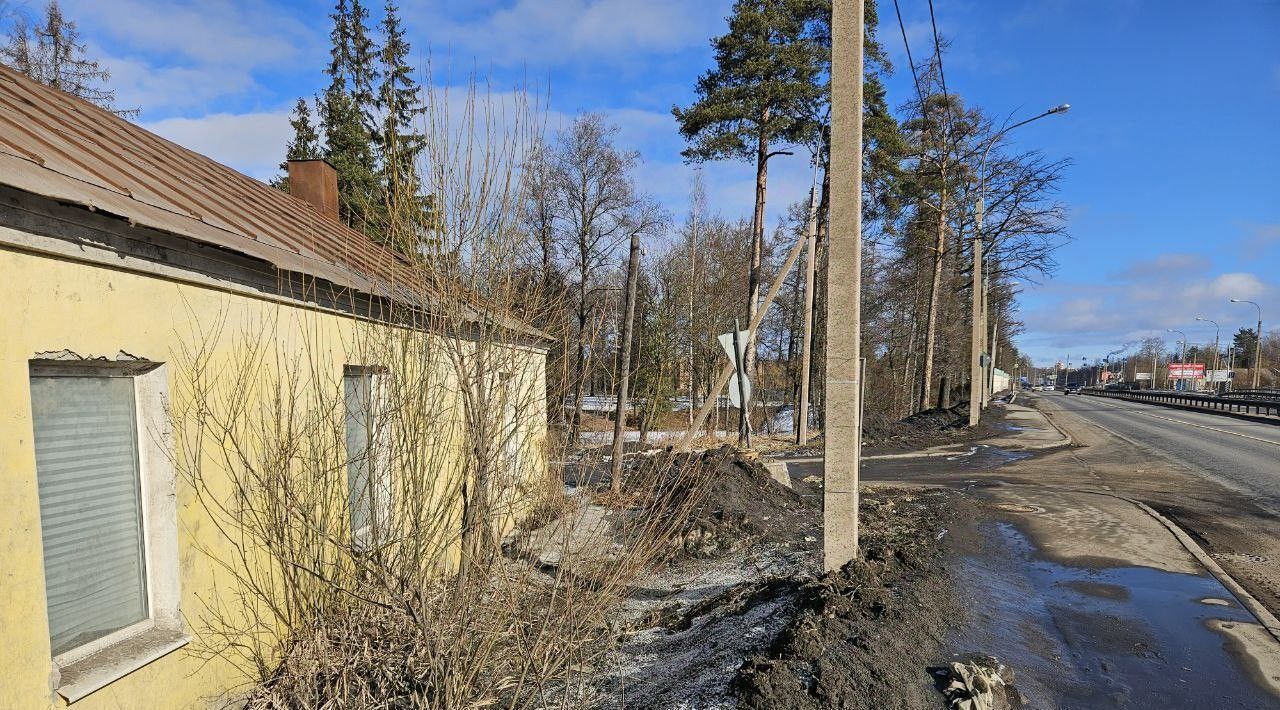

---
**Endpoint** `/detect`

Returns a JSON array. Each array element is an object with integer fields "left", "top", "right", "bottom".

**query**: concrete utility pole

[
  {"left": 1168, "top": 328, "right": 1187, "bottom": 391},
  {"left": 1230, "top": 299, "right": 1264, "bottom": 389},
  {"left": 797, "top": 160, "right": 822, "bottom": 445},
  {"left": 968, "top": 231, "right": 984, "bottom": 424},
  {"left": 970, "top": 104, "right": 1068, "bottom": 422},
  {"left": 609, "top": 231, "right": 642, "bottom": 492},
  {"left": 1227, "top": 346, "right": 1237, "bottom": 391},
  {"left": 1196, "top": 315, "right": 1221, "bottom": 392},
  {"left": 825, "top": 0, "right": 863, "bottom": 571}
]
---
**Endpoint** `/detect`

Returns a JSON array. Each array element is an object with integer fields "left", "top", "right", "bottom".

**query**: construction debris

[{"left": 936, "top": 658, "right": 1011, "bottom": 710}]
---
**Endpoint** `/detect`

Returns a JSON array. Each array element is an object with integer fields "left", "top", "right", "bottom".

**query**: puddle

[{"left": 948, "top": 521, "right": 1278, "bottom": 708}]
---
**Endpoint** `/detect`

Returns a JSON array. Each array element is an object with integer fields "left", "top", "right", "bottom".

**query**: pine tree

[
  {"left": 673, "top": 0, "right": 828, "bottom": 376},
  {"left": 346, "top": 0, "right": 379, "bottom": 128},
  {"left": 286, "top": 97, "right": 321, "bottom": 160},
  {"left": 272, "top": 97, "right": 321, "bottom": 191},
  {"left": 1, "top": 0, "right": 135, "bottom": 116},
  {"left": 319, "top": 0, "right": 381, "bottom": 233},
  {"left": 375, "top": 0, "right": 429, "bottom": 256}
]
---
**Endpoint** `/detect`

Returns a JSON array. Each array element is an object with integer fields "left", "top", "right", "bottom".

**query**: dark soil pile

[
  {"left": 862, "top": 404, "right": 1004, "bottom": 453},
  {"left": 630, "top": 445, "right": 817, "bottom": 557},
  {"left": 734, "top": 488, "right": 962, "bottom": 709}
]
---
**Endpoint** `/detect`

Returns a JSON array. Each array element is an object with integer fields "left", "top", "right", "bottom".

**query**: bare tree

[
  {"left": 0, "top": 0, "right": 135, "bottom": 116},
  {"left": 548, "top": 113, "right": 662, "bottom": 445}
]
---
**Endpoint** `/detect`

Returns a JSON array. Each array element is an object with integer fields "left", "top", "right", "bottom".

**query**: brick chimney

[{"left": 287, "top": 159, "right": 339, "bottom": 220}]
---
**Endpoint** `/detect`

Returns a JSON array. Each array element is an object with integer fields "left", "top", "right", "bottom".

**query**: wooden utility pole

[
  {"left": 796, "top": 162, "right": 822, "bottom": 445},
  {"left": 825, "top": 0, "right": 863, "bottom": 571},
  {"left": 610, "top": 231, "right": 642, "bottom": 491}
]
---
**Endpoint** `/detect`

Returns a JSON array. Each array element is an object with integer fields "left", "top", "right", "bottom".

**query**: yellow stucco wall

[{"left": 0, "top": 240, "right": 548, "bottom": 709}]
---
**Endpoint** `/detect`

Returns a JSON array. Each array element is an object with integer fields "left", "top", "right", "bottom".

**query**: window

[
  {"left": 29, "top": 361, "right": 185, "bottom": 702},
  {"left": 31, "top": 374, "right": 148, "bottom": 656},
  {"left": 344, "top": 367, "right": 388, "bottom": 546},
  {"left": 499, "top": 373, "right": 522, "bottom": 480}
]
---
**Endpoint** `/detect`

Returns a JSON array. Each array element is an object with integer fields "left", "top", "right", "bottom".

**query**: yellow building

[{"left": 0, "top": 66, "right": 548, "bottom": 708}]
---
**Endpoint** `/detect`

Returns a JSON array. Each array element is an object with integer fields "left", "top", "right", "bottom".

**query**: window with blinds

[
  {"left": 344, "top": 371, "right": 375, "bottom": 545},
  {"left": 30, "top": 373, "right": 149, "bottom": 657}
]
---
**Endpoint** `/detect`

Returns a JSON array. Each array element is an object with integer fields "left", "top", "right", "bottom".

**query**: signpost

[{"left": 719, "top": 321, "right": 752, "bottom": 447}]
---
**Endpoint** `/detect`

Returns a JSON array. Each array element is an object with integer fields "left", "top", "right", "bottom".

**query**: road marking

[{"left": 1074, "top": 395, "right": 1280, "bottom": 448}]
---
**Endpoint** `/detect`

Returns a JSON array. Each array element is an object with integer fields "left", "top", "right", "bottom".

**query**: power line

[
  {"left": 891, "top": 0, "right": 926, "bottom": 110},
  {"left": 926, "top": 0, "right": 961, "bottom": 152}
]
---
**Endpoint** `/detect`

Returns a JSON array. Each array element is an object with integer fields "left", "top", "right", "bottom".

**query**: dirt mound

[
  {"left": 862, "top": 404, "right": 1006, "bottom": 454},
  {"left": 734, "top": 489, "right": 961, "bottom": 709},
  {"left": 630, "top": 445, "right": 817, "bottom": 557}
]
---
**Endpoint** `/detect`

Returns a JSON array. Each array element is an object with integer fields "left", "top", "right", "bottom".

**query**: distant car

[{"left": 1063, "top": 385, "right": 1082, "bottom": 395}]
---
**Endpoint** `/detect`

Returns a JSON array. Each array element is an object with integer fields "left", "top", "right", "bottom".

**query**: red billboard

[{"left": 1168, "top": 363, "right": 1205, "bottom": 379}]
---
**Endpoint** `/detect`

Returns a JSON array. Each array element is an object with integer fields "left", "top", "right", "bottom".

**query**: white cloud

[
  {"left": 408, "top": 0, "right": 728, "bottom": 67},
  {"left": 1111, "top": 253, "right": 1201, "bottom": 281},
  {"left": 59, "top": 0, "right": 324, "bottom": 118},
  {"left": 1239, "top": 222, "right": 1280, "bottom": 258},
  {"left": 63, "top": 0, "right": 314, "bottom": 67},
  {"left": 1018, "top": 266, "right": 1276, "bottom": 365},
  {"left": 143, "top": 110, "right": 293, "bottom": 181}
]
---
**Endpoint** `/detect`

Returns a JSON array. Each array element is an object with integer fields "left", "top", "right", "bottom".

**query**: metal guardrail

[
  {"left": 1082, "top": 388, "right": 1280, "bottom": 420},
  {"left": 1219, "top": 388, "right": 1280, "bottom": 401}
]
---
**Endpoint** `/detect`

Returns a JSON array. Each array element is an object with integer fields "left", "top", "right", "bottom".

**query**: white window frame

[
  {"left": 29, "top": 360, "right": 186, "bottom": 703},
  {"left": 344, "top": 365, "right": 391, "bottom": 548}
]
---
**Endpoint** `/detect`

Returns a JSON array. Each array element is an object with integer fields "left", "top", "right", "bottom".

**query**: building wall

[
  {"left": 0, "top": 226, "right": 548, "bottom": 709},
  {"left": 993, "top": 368, "right": 1011, "bottom": 394}
]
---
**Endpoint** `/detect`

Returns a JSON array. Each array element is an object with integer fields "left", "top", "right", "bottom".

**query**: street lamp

[
  {"left": 969, "top": 104, "right": 1070, "bottom": 426},
  {"left": 1229, "top": 298, "right": 1264, "bottom": 389},
  {"left": 1168, "top": 329, "right": 1187, "bottom": 391},
  {"left": 1195, "top": 315, "right": 1221, "bottom": 392}
]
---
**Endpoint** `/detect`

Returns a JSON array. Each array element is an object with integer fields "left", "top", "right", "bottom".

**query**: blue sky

[{"left": 21, "top": 0, "right": 1279, "bottom": 366}]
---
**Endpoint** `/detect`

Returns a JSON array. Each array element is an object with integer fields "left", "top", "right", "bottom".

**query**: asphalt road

[{"left": 1043, "top": 391, "right": 1280, "bottom": 517}]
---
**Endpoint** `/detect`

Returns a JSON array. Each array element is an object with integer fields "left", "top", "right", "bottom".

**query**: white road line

[{"left": 1077, "top": 396, "right": 1280, "bottom": 448}]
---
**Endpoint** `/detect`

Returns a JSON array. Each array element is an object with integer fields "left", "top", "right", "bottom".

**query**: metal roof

[{"left": 0, "top": 64, "right": 430, "bottom": 306}]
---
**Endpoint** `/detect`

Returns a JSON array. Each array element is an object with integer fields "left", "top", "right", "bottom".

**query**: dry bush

[{"left": 169, "top": 75, "right": 719, "bottom": 709}]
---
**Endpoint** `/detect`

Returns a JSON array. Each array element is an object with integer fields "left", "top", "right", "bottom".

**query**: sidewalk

[
  {"left": 860, "top": 401, "right": 1071, "bottom": 461},
  {"left": 770, "top": 404, "right": 1280, "bottom": 706},
  {"left": 927, "top": 407, "right": 1280, "bottom": 706},
  {"left": 955, "top": 484, "right": 1280, "bottom": 707}
]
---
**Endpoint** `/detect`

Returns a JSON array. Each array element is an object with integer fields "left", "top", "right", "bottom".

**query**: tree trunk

[
  {"left": 568, "top": 256, "right": 589, "bottom": 446},
  {"left": 797, "top": 174, "right": 820, "bottom": 444},
  {"left": 919, "top": 191, "right": 948, "bottom": 412},
  {"left": 745, "top": 114, "right": 770, "bottom": 383},
  {"left": 610, "top": 232, "right": 642, "bottom": 491}
]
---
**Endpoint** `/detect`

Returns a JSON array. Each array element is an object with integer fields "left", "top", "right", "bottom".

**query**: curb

[
  {"left": 1125, "top": 497, "right": 1280, "bottom": 645},
  {"left": 1024, "top": 397, "right": 1076, "bottom": 448}
]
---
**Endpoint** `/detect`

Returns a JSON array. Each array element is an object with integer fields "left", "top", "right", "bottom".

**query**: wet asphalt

[{"left": 1047, "top": 391, "right": 1280, "bottom": 516}]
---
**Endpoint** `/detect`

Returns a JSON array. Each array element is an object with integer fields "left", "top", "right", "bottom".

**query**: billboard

[
  {"left": 1136, "top": 372, "right": 1152, "bottom": 381},
  {"left": 1168, "top": 363, "right": 1205, "bottom": 379}
]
